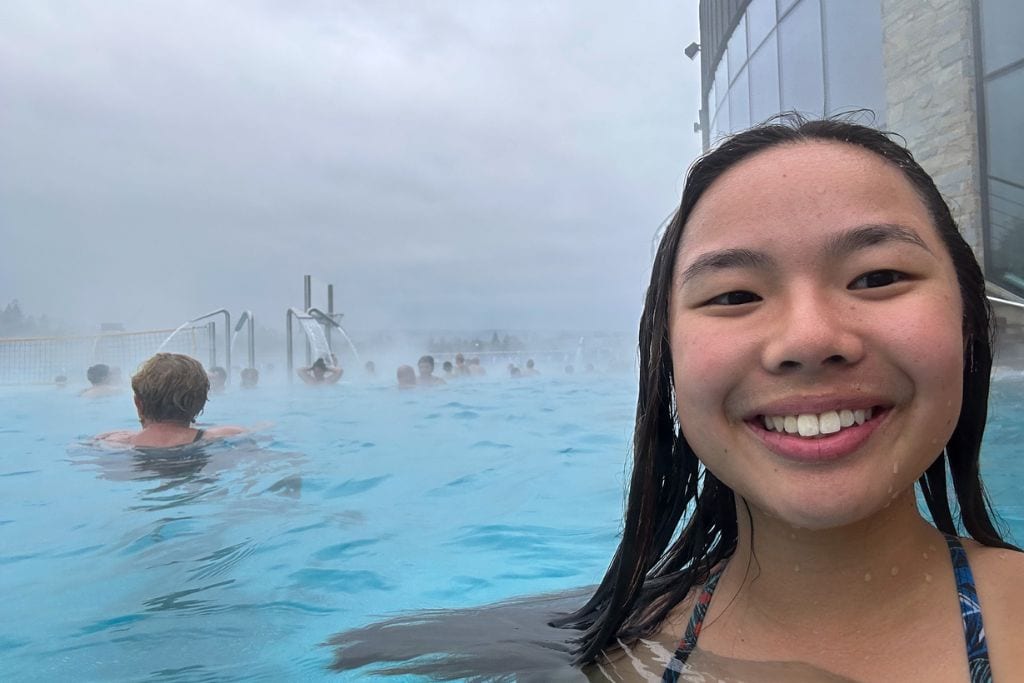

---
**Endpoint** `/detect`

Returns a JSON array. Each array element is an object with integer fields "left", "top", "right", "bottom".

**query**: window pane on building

[
  {"left": 749, "top": 31, "right": 781, "bottom": 125},
  {"left": 730, "top": 68, "right": 751, "bottom": 131},
  {"left": 713, "top": 92, "right": 731, "bottom": 142},
  {"left": 747, "top": 0, "right": 777, "bottom": 54},
  {"left": 985, "top": 67, "right": 1024, "bottom": 293},
  {"left": 707, "top": 79, "right": 718, "bottom": 128},
  {"left": 980, "top": 0, "right": 1024, "bottom": 74},
  {"left": 728, "top": 16, "right": 748, "bottom": 84},
  {"left": 778, "top": 0, "right": 801, "bottom": 19},
  {"left": 779, "top": 0, "right": 824, "bottom": 116},
  {"left": 823, "top": 0, "right": 886, "bottom": 122},
  {"left": 715, "top": 49, "right": 729, "bottom": 105}
]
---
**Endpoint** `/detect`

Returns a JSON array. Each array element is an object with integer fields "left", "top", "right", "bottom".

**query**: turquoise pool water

[{"left": 1, "top": 372, "right": 1021, "bottom": 680}]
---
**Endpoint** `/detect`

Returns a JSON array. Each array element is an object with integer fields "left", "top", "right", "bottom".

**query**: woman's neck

[
  {"left": 718, "top": 490, "right": 950, "bottom": 628},
  {"left": 139, "top": 419, "right": 193, "bottom": 431}
]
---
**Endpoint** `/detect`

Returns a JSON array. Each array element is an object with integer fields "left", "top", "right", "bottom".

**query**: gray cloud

[{"left": 0, "top": 0, "right": 701, "bottom": 335}]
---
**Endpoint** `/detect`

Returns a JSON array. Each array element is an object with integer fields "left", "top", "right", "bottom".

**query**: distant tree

[{"left": 0, "top": 300, "right": 62, "bottom": 337}]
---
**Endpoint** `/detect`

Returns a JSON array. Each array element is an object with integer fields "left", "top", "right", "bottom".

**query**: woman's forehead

[{"left": 680, "top": 141, "right": 933, "bottom": 253}]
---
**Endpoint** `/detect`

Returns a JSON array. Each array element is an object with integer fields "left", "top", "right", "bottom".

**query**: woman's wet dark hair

[{"left": 551, "top": 114, "right": 1018, "bottom": 665}]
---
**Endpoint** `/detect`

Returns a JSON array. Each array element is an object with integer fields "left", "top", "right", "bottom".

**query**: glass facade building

[
  {"left": 698, "top": 0, "right": 1024, "bottom": 299},
  {"left": 703, "top": 0, "right": 886, "bottom": 144},
  {"left": 980, "top": 0, "right": 1024, "bottom": 294}
]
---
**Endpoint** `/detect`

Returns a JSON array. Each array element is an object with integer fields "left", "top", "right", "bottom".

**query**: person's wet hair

[
  {"left": 550, "top": 113, "right": 1015, "bottom": 665},
  {"left": 396, "top": 364, "right": 416, "bottom": 388},
  {"left": 86, "top": 363, "right": 110, "bottom": 386},
  {"left": 240, "top": 367, "right": 259, "bottom": 388},
  {"left": 132, "top": 353, "right": 209, "bottom": 424}
]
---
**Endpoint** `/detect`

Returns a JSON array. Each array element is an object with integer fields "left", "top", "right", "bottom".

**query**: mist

[{"left": 0, "top": 1, "right": 701, "bottom": 338}]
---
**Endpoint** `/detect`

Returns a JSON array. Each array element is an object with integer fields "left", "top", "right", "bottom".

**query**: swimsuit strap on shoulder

[
  {"left": 192, "top": 428, "right": 206, "bottom": 443},
  {"left": 661, "top": 567, "right": 725, "bottom": 682},
  {"left": 944, "top": 534, "right": 992, "bottom": 683}
]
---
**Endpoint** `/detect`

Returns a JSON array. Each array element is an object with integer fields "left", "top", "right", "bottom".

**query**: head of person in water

[
  {"left": 556, "top": 116, "right": 1008, "bottom": 663},
  {"left": 417, "top": 355, "right": 436, "bottom": 378},
  {"left": 526, "top": 359, "right": 535, "bottom": 370},
  {"left": 208, "top": 366, "right": 227, "bottom": 391},
  {"left": 54, "top": 374, "right": 68, "bottom": 388},
  {"left": 364, "top": 360, "right": 376, "bottom": 375},
  {"left": 442, "top": 360, "right": 454, "bottom": 376},
  {"left": 240, "top": 367, "right": 259, "bottom": 389},
  {"left": 311, "top": 357, "right": 329, "bottom": 380},
  {"left": 396, "top": 364, "right": 416, "bottom": 389},
  {"left": 131, "top": 353, "right": 209, "bottom": 426},
  {"left": 86, "top": 363, "right": 110, "bottom": 386}
]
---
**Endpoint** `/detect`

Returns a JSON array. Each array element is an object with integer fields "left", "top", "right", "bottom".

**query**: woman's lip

[
  {"left": 745, "top": 398, "right": 890, "bottom": 418},
  {"left": 746, "top": 408, "right": 890, "bottom": 463}
]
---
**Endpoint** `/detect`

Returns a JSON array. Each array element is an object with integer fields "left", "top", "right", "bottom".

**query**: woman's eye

[
  {"left": 705, "top": 290, "right": 761, "bottom": 306},
  {"left": 849, "top": 270, "right": 906, "bottom": 289}
]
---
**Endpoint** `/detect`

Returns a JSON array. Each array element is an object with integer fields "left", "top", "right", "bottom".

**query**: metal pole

[
  {"left": 286, "top": 310, "right": 294, "bottom": 382},
  {"left": 304, "top": 275, "right": 312, "bottom": 365},
  {"left": 326, "top": 284, "right": 334, "bottom": 350},
  {"left": 223, "top": 311, "right": 231, "bottom": 385},
  {"left": 208, "top": 322, "right": 217, "bottom": 370},
  {"left": 248, "top": 313, "right": 256, "bottom": 369}
]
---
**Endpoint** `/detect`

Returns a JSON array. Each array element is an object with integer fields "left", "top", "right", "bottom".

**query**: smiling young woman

[{"left": 554, "top": 117, "right": 1024, "bottom": 682}]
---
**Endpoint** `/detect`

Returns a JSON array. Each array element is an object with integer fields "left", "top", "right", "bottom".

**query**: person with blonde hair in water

[{"left": 97, "top": 353, "right": 244, "bottom": 448}]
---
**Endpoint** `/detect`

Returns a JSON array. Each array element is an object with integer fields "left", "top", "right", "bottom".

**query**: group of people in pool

[
  {"left": 73, "top": 360, "right": 261, "bottom": 395},
  {"left": 324, "top": 118, "right": 1024, "bottom": 681}
]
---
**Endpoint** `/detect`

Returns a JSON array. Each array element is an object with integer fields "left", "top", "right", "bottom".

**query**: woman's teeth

[{"left": 761, "top": 408, "right": 874, "bottom": 437}]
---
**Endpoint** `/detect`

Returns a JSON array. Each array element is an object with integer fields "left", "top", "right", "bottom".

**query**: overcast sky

[{"left": 0, "top": 1, "right": 701, "bottom": 335}]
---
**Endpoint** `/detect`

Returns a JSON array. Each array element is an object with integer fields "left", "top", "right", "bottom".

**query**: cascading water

[
  {"left": 335, "top": 325, "right": 361, "bottom": 364},
  {"left": 156, "top": 320, "right": 195, "bottom": 354}
]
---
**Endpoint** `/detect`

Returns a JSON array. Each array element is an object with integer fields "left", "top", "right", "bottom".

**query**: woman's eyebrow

[
  {"left": 677, "top": 248, "right": 774, "bottom": 287},
  {"left": 677, "top": 223, "right": 934, "bottom": 287},
  {"left": 824, "top": 223, "right": 933, "bottom": 258}
]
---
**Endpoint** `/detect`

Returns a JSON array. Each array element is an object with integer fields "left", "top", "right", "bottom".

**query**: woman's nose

[{"left": 760, "top": 290, "right": 865, "bottom": 374}]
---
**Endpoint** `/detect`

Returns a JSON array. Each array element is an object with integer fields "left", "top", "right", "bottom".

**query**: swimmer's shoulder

[
  {"left": 95, "top": 430, "right": 134, "bottom": 444},
  {"left": 963, "top": 540, "right": 1024, "bottom": 679},
  {"left": 202, "top": 425, "right": 247, "bottom": 439}
]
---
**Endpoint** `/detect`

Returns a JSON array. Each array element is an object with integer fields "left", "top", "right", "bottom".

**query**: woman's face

[{"left": 669, "top": 141, "right": 964, "bottom": 530}]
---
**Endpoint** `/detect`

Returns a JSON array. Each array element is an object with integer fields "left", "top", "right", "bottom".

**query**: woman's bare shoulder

[
  {"left": 964, "top": 541, "right": 1024, "bottom": 677},
  {"left": 583, "top": 586, "right": 701, "bottom": 682}
]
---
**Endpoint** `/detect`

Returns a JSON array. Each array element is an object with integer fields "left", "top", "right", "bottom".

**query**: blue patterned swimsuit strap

[
  {"left": 663, "top": 539, "right": 991, "bottom": 683},
  {"left": 661, "top": 567, "right": 724, "bottom": 683},
  {"left": 944, "top": 534, "right": 992, "bottom": 683}
]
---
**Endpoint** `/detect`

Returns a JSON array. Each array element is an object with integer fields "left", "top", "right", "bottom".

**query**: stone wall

[{"left": 881, "top": 0, "right": 984, "bottom": 262}]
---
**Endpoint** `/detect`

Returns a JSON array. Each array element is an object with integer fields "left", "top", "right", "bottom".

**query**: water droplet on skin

[
  {"left": 864, "top": 572, "right": 872, "bottom": 582},
  {"left": 925, "top": 573, "right": 932, "bottom": 583},
  {"left": 887, "top": 484, "right": 893, "bottom": 494},
  {"left": 891, "top": 566, "right": 899, "bottom": 577},
  {"left": 922, "top": 552, "right": 929, "bottom": 560},
  {"left": 789, "top": 533, "right": 796, "bottom": 540},
  {"left": 794, "top": 564, "right": 800, "bottom": 573},
  {"left": 892, "top": 461, "right": 899, "bottom": 474}
]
